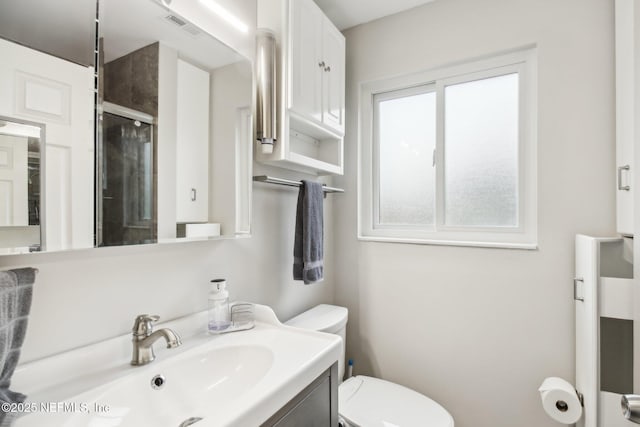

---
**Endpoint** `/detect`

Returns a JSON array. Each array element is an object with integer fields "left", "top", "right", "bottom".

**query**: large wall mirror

[{"left": 0, "top": 0, "right": 253, "bottom": 253}]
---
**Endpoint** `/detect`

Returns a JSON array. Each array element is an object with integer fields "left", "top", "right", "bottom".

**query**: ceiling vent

[
  {"left": 163, "top": 14, "right": 201, "bottom": 37},
  {"left": 165, "top": 14, "right": 187, "bottom": 27},
  {"left": 182, "top": 25, "right": 201, "bottom": 36}
]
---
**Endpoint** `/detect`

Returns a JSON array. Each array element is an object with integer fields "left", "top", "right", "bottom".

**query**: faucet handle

[{"left": 132, "top": 314, "right": 160, "bottom": 336}]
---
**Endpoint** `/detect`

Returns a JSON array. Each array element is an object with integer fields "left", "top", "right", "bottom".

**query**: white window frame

[{"left": 358, "top": 48, "right": 537, "bottom": 249}]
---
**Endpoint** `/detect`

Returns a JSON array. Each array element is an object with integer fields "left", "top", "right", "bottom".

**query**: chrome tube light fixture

[{"left": 256, "top": 29, "right": 277, "bottom": 154}]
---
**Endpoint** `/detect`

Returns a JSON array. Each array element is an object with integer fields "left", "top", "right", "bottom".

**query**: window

[{"left": 359, "top": 49, "right": 537, "bottom": 248}]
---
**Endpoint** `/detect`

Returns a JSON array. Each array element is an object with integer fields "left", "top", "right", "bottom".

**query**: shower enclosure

[{"left": 97, "top": 102, "right": 156, "bottom": 246}]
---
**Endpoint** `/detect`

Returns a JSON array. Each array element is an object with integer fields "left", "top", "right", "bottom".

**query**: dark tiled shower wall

[
  {"left": 103, "top": 42, "right": 159, "bottom": 116},
  {"left": 100, "top": 41, "right": 159, "bottom": 245}
]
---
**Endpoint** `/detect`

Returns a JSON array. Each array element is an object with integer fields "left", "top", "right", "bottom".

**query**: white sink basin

[{"left": 12, "top": 305, "right": 340, "bottom": 427}]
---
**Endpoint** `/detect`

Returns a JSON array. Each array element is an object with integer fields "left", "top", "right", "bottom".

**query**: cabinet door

[
  {"left": 176, "top": 59, "right": 210, "bottom": 223},
  {"left": 615, "top": 0, "right": 634, "bottom": 236},
  {"left": 321, "top": 20, "right": 345, "bottom": 134},
  {"left": 289, "top": 0, "right": 323, "bottom": 122}
]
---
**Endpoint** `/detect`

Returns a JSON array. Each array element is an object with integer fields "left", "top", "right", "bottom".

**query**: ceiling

[
  {"left": 101, "top": 0, "right": 243, "bottom": 70},
  {"left": 0, "top": 0, "right": 435, "bottom": 67},
  {"left": 313, "top": 0, "right": 437, "bottom": 31},
  {"left": 0, "top": 0, "right": 95, "bottom": 66}
]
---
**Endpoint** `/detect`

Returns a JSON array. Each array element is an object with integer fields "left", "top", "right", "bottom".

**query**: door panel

[
  {"left": 321, "top": 21, "right": 345, "bottom": 134},
  {"left": 289, "top": 0, "right": 323, "bottom": 122},
  {"left": 0, "top": 136, "right": 28, "bottom": 226}
]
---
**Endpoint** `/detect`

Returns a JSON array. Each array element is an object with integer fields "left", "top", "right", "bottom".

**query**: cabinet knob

[
  {"left": 324, "top": 66, "right": 331, "bottom": 72},
  {"left": 318, "top": 61, "right": 325, "bottom": 68},
  {"left": 191, "top": 188, "right": 197, "bottom": 201}
]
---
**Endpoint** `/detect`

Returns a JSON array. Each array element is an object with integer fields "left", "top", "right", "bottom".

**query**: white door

[
  {"left": 288, "top": 0, "right": 323, "bottom": 123},
  {"left": 0, "top": 38, "right": 94, "bottom": 251},
  {"left": 176, "top": 59, "right": 210, "bottom": 223},
  {"left": 321, "top": 19, "right": 345, "bottom": 134},
  {"left": 0, "top": 135, "right": 28, "bottom": 226}
]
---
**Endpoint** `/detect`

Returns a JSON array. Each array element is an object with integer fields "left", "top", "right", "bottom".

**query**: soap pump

[{"left": 208, "top": 279, "right": 231, "bottom": 333}]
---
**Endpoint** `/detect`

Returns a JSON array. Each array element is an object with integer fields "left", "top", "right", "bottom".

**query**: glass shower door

[{"left": 98, "top": 109, "right": 156, "bottom": 246}]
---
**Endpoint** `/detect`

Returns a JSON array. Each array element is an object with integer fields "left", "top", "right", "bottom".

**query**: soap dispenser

[{"left": 208, "top": 279, "right": 231, "bottom": 332}]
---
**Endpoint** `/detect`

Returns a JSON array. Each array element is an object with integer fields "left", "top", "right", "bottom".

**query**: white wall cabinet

[
  {"left": 289, "top": 0, "right": 345, "bottom": 134},
  {"left": 289, "top": 0, "right": 323, "bottom": 124},
  {"left": 615, "top": 0, "right": 635, "bottom": 236},
  {"left": 320, "top": 22, "right": 345, "bottom": 133},
  {"left": 257, "top": 0, "right": 345, "bottom": 175},
  {"left": 176, "top": 58, "right": 210, "bottom": 223}
]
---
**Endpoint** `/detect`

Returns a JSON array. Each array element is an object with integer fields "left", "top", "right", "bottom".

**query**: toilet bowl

[{"left": 285, "top": 304, "right": 454, "bottom": 427}]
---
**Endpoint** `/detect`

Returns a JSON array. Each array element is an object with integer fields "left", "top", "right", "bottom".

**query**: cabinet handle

[
  {"left": 324, "top": 66, "right": 331, "bottom": 72},
  {"left": 318, "top": 61, "right": 325, "bottom": 68},
  {"left": 573, "top": 277, "right": 584, "bottom": 302},
  {"left": 191, "top": 188, "right": 197, "bottom": 201},
  {"left": 618, "top": 165, "right": 631, "bottom": 191}
]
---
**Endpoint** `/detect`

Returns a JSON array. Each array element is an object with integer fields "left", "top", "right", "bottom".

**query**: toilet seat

[{"left": 338, "top": 376, "right": 454, "bottom": 427}]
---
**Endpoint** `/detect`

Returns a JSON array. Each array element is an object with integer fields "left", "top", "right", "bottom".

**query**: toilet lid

[{"left": 338, "top": 376, "right": 454, "bottom": 427}]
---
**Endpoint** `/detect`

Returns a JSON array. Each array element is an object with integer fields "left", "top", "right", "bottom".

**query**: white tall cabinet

[
  {"left": 176, "top": 58, "right": 210, "bottom": 223},
  {"left": 616, "top": 0, "right": 635, "bottom": 236},
  {"left": 257, "top": 0, "right": 345, "bottom": 175},
  {"left": 614, "top": 2, "right": 640, "bottom": 426}
]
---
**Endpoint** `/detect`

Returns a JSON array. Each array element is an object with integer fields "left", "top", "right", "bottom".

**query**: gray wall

[{"left": 333, "top": 0, "right": 616, "bottom": 426}]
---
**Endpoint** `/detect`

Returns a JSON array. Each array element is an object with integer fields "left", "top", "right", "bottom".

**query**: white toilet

[{"left": 285, "top": 304, "right": 454, "bottom": 427}]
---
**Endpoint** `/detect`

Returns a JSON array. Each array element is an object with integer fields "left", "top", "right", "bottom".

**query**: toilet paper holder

[
  {"left": 556, "top": 388, "right": 584, "bottom": 411},
  {"left": 539, "top": 377, "right": 584, "bottom": 424},
  {"left": 621, "top": 394, "right": 640, "bottom": 424},
  {"left": 552, "top": 389, "right": 584, "bottom": 413}
]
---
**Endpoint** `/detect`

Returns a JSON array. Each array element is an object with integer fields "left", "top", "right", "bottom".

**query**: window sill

[{"left": 357, "top": 235, "right": 538, "bottom": 250}]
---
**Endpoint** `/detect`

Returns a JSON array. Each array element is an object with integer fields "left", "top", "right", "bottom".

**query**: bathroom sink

[{"left": 12, "top": 305, "right": 341, "bottom": 426}]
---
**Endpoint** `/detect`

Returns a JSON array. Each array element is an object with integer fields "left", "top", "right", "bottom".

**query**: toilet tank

[{"left": 285, "top": 304, "right": 348, "bottom": 380}]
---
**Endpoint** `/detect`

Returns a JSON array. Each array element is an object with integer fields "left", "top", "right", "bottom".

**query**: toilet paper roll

[{"left": 539, "top": 377, "right": 583, "bottom": 424}]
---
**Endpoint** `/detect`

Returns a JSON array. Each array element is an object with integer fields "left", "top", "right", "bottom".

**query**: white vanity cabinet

[
  {"left": 176, "top": 58, "right": 210, "bottom": 223},
  {"left": 257, "top": 0, "right": 345, "bottom": 175},
  {"left": 615, "top": 0, "right": 635, "bottom": 236}
]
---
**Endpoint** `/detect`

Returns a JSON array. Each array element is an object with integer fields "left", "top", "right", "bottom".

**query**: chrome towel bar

[{"left": 252, "top": 175, "right": 344, "bottom": 194}]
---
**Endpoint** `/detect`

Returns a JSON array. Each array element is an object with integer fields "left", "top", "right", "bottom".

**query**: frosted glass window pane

[
  {"left": 444, "top": 73, "right": 519, "bottom": 227},
  {"left": 377, "top": 90, "right": 436, "bottom": 225}
]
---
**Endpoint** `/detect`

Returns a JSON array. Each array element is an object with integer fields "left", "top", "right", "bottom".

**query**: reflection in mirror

[
  {"left": 0, "top": 118, "right": 43, "bottom": 254},
  {"left": 0, "top": 0, "right": 96, "bottom": 67},
  {"left": 100, "top": 104, "right": 156, "bottom": 246},
  {"left": 0, "top": 30, "right": 95, "bottom": 254},
  {"left": 98, "top": 0, "right": 253, "bottom": 246},
  {"left": 0, "top": 0, "right": 96, "bottom": 254}
]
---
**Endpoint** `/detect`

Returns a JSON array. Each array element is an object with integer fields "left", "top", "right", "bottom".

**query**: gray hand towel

[
  {"left": 0, "top": 268, "right": 36, "bottom": 427},
  {"left": 293, "top": 180, "right": 324, "bottom": 284}
]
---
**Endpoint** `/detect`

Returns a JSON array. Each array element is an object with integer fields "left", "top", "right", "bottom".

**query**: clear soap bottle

[{"left": 208, "top": 279, "right": 231, "bottom": 333}]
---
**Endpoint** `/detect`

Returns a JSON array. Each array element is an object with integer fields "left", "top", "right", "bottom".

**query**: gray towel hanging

[{"left": 293, "top": 181, "right": 324, "bottom": 284}]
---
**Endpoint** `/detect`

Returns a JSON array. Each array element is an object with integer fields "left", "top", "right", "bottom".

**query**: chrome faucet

[{"left": 131, "top": 314, "right": 182, "bottom": 366}]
